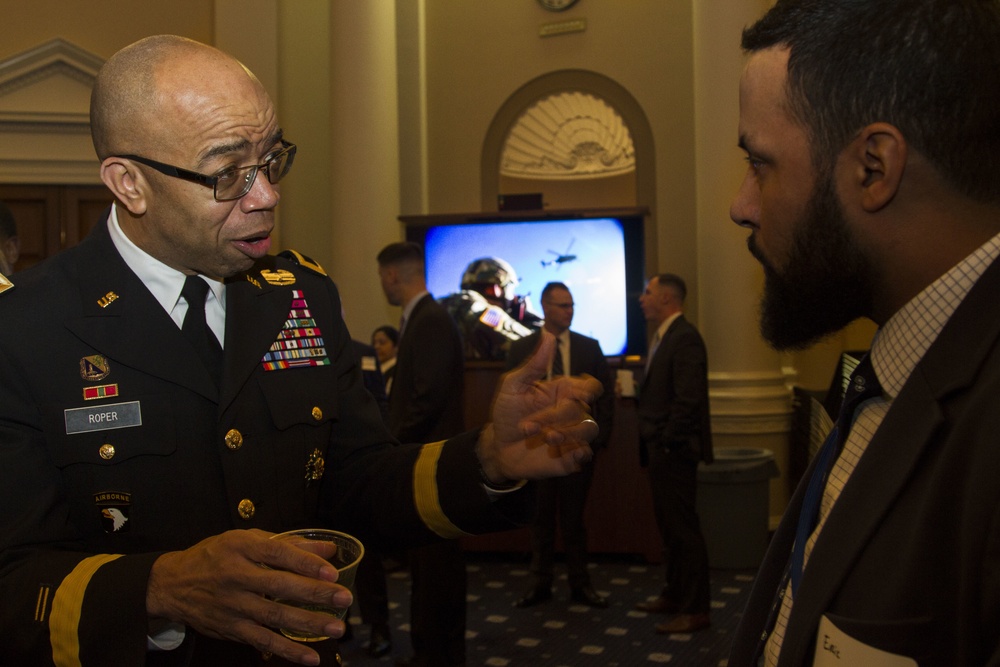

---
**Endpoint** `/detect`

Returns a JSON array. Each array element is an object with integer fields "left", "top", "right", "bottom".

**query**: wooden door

[{"left": 0, "top": 184, "right": 113, "bottom": 272}]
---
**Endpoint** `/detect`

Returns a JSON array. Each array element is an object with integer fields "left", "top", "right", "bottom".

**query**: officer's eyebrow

[{"left": 197, "top": 130, "right": 284, "bottom": 168}]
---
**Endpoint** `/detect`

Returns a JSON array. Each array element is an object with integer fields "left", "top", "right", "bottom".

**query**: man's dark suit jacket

[
  {"left": 387, "top": 293, "right": 468, "bottom": 664},
  {"left": 730, "top": 262, "right": 1000, "bottom": 666},
  {"left": 389, "top": 294, "right": 465, "bottom": 442},
  {"left": 637, "top": 314, "right": 713, "bottom": 466},
  {"left": 0, "top": 216, "right": 527, "bottom": 666},
  {"left": 506, "top": 330, "right": 615, "bottom": 449}
]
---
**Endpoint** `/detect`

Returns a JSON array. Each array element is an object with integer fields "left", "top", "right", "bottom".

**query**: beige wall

[
  {"left": 0, "top": 1, "right": 213, "bottom": 60},
  {"left": 416, "top": 1, "right": 698, "bottom": 290}
]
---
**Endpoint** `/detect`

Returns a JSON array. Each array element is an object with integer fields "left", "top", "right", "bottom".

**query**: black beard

[{"left": 751, "top": 175, "right": 874, "bottom": 350}]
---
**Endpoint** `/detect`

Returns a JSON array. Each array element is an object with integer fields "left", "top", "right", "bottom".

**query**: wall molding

[{"left": 0, "top": 38, "right": 104, "bottom": 185}]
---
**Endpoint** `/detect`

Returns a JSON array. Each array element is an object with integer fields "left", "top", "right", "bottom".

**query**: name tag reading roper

[{"left": 65, "top": 401, "right": 142, "bottom": 434}]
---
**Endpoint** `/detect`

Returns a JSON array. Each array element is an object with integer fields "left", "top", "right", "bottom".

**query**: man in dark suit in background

[
  {"left": 507, "top": 282, "right": 615, "bottom": 609},
  {"left": 633, "top": 273, "right": 712, "bottom": 634},
  {"left": 377, "top": 242, "right": 467, "bottom": 667},
  {"left": 347, "top": 337, "right": 392, "bottom": 655}
]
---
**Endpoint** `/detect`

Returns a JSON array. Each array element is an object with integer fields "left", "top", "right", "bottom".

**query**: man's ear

[
  {"left": 99, "top": 158, "right": 148, "bottom": 216},
  {"left": 844, "top": 122, "right": 907, "bottom": 213}
]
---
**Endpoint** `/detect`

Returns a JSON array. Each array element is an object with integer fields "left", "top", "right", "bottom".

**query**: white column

[
  {"left": 693, "top": 0, "right": 793, "bottom": 525},
  {"left": 327, "top": 2, "right": 402, "bottom": 337}
]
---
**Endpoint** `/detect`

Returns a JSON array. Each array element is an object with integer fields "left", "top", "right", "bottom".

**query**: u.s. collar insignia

[
  {"left": 0, "top": 272, "right": 12, "bottom": 294},
  {"left": 97, "top": 291, "right": 119, "bottom": 308},
  {"left": 261, "top": 269, "right": 296, "bottom": 286},
  {"left": 80, "top": 355, "right": 111, "bottom": 381}
]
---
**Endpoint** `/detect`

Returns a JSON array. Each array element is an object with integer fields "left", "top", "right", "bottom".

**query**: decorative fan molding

[
  {"left": 0, "top": 38, "right": 104, "bottom": 183},
  {"left": 500, "top": 91, "right": 635, "bottom": 180}
]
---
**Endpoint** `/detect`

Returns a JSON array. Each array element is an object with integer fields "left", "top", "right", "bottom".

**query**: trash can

[{"left": 696, "top": 448, "right": 779, "bottom": 569}]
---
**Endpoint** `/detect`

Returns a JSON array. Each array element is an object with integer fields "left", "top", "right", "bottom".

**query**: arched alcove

[{"left": 481, "top": 70, "right": 657, "bottom": 275}]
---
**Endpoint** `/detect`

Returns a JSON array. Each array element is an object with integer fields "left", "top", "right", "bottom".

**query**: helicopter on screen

[{"left": 541, "top": 239, "right": 577, "bottom": 269}]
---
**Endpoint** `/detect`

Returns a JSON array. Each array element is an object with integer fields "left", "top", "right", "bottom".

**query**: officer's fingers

[{"left": 508, "top": 330, "right": 556, "bottom": 388}]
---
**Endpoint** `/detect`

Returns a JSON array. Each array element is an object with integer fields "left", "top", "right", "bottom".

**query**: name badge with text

[
  {"left": 813, "top": 615, "right": 917, "bottom": 667},
  {"left": 65, "top": 401, "right": 142, "bottom": 434}
]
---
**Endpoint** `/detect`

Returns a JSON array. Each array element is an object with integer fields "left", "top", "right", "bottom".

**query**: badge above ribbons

[{"left": 262, "top": 289, "right": 331, "bottom": 371}]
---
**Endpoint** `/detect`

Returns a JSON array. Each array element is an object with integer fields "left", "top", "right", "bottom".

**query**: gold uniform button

[
  {"left": 225, "top": 428, "right": 243, "bottom": 450},
  {"left": 311, "top": 406, "right": 323, "bottom": 421},
  {"left": 238, "top": 499, "right": 255, "bottom": 520},
  {"left": 99, "top": 444, "right": 115, "bottom": 460}
]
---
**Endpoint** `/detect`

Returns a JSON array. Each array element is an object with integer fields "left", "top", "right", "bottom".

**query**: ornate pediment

[
  {"left": 500, "top": 91, "right": 635, "bottom": 180},
  {"left": 0, "top": 39, "right": 105, "bottom": 183}
]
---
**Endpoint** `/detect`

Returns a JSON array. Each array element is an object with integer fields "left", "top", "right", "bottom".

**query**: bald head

[{"left": 90, "top": 35, "right": 257, "bottom": 159}]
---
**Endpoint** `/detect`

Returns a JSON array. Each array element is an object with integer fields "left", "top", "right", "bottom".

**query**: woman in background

[{"left": 371, "top": 325, "right": 399, "bottom": 395}]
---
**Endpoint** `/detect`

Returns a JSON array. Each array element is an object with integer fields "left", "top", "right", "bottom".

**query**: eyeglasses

[{"left": 114, "top": 140, "right": 296, "bottom": 202}]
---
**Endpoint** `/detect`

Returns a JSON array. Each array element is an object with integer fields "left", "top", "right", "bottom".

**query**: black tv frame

[{"left": 399, "top": 207, "right": 649, "bottom": 357}]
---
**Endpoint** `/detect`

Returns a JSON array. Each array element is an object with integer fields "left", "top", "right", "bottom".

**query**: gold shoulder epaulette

[{"left": 278, "top": 249, "right": 328, "bottom": 277}]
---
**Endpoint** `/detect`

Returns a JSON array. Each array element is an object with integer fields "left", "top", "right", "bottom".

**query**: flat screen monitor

[{"left": 405, "top": 210, "right": 646, "bottom": 357}]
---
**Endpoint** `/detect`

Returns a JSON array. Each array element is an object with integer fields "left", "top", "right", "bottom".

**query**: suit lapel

[
  {"left": 64, "top": 217, "right": 218, "bottom": 401},
  {"left": 778, "top": 257, "right": 1000, "bottom": 665},
  {"left": 781, "top": 380, "right": 942, "bottom": 663},
  {"left": 641, "top": 315, "right": 682, "bottom": 390},
  {"left": 220, "top": 267, "right": 293, "bottom": 411}
]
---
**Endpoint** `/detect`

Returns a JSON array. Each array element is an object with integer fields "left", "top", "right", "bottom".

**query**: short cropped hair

[
  {"left": 540, "top": 282, "right": 570, "bottom": 302},
  {"left": 742, "top": 0, "right": 1000, "bottom": 203},
  {"left": 377, "top": 242, "right": 424, "bottom": 268},
  {"left": 655, "top": 273, "right": 687, "bottom": 302}
]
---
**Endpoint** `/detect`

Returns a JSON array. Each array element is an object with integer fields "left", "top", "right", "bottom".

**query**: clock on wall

[{"left": 537, "top": 0, "right": 580, "bottom": 11}]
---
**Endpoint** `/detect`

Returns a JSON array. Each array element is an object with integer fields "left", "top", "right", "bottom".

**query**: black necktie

[
  {"left": 552, "top": 338, "right": 564, "bottom": 377},
  {"left": 790, "top": 354, "right": 881, "bottom": 595},
  {"left": 181, "top": 275, "right": 223, "bottom": 385}
]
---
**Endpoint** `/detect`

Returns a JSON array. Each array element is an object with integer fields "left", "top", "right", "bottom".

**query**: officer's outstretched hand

[
  {"left": 146, "top": 529, "right": 351, "bottom": 666},
  {"left": 478, "top": 331, "right": 602, "bottom": 485}
]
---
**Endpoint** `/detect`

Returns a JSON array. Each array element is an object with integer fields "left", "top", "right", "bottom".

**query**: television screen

[{"left": 406, "top": 212, "right": 646, "bottom": 358}]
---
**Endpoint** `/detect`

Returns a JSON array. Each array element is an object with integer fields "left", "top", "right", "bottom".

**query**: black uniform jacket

[
  {"left": 388, "top": 294, "right": 465, "bottom": 443},
  {"left": 0, "top": 214, "right": 529, "bottom": 666},
  {"left": 729, "top": 258, "right": 1000, "bottom": 666}
]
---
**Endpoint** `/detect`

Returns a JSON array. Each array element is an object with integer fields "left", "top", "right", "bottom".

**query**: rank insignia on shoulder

[
  {"left": 279, "top": 249, "right": 328, "bottom": 277},
  {"left": 0, "top": 272, "right": 12, "bottom": 294},
  {"left": 261, "top": 269, "right": 296, "bottom": 286},
  {"left": 80, "top": 355, "right": 111, "bottom": 381},
  {"left": 94, "top": 491, "right": 132, "bottom": 533}
]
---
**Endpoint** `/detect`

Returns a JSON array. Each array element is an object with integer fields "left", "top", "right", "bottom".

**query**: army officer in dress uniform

[{"left": 0, "top": 35, "right": 600, "bottom": 667}]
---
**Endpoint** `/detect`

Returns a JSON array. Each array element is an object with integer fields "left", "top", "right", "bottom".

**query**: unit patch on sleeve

[{"left": 261, "top": 290, "right": 331, "bottom": 370}]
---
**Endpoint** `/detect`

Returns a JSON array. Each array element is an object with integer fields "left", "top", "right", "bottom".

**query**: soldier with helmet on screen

[{"left": 440, "top": 256, "right": 543, "bottom": 359}]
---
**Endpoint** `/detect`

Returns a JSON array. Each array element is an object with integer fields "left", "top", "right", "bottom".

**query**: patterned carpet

[{"left": 338, "top": 554, "right": 756, "bottom": 666}]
